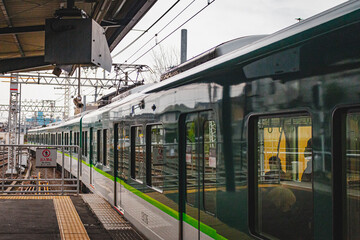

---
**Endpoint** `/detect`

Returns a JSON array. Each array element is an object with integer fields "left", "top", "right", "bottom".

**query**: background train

[{"left": 27, "top": 1, "right": 360, "bottom": 239}]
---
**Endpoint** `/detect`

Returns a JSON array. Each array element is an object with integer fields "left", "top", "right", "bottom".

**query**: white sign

[
  {"left": 36, "top": 148, "right": 57, "bottom": 168},
  {"left": 209, "top": 149, "right": 216, "bottom": 168},
  {"left": 186, "top": 153, "right": 192, "bottom": 163}
]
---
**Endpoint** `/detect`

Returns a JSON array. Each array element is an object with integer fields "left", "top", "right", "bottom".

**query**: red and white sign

[
  {"left": 10, "top": 83, "right": 18, "bottom": 93},
  {"left": 36, "top": 148, "right": 57, "bottom": 168}
]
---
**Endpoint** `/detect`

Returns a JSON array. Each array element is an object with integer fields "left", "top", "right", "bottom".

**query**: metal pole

[
  {"left": 181, "top": 29, "right": 187, "bottom": 64},
  {"left": 61, "top": 147, "right": 64, "bottom": 195},
  {"left": 94, "top": 86, "right": 98, "bottom": 102},
  {"left": 17, "top": 83, "right": 21, "bottom": 172},
  {"left": 83, "top": 95, "right": 86, "bottom": 112},
  {"left": 77, "top": 146, "right": 80, "bottom": 195},
  {"left": 78, "top": 66, "right": 81, "bottom": 98},
  {"left": 2, "top": 147, "right": 4, "bottom": 192}
]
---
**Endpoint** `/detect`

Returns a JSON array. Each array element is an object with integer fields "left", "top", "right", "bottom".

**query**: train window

[
  {"left": 84, "top": 131, "right": 88, "bottom": 157},
  {"left": 148, "top": 125, "right": 165, "bottom": 190},
  {"left": 186, "top": 121, "right": 197, "bottom": 206},
  {"left": 185, "top": 119, "right": 217, "bottom": 213},
  {"left": 82, "top": 131, "right": 85, "bottom": 155},
  {"left": 57, "top": 133, "right": 61, "bottom": 145},
  {"left": 203, "top": 120, "right": 217, "bottom": 214},
  {"left": 131, "top": 126, "right": 145, "bottom": 182},
  {"left": 118, "top": 126, "right": 130, "bottom": 180},
  {"left": 97, "top": 129, "right": 102, "bottom": 163},
  {"left": 250, "top": 114, "right": 313, "bottom": 240},
  {"left": 345, "top": 111, "right": 360, "bottom": 239},
  {"left": 76, "top": 132, "right": 80, "bottom": 153},
  {"left": 103, "top": 129, "right": 107, "bottom": 165},
  {"left": 66, "top": 132, "right": 69, "bottom": 150}
]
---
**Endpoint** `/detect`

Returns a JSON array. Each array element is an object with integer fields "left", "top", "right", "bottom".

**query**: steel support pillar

[{"left": 7, "top": 74, "right": 19, "bottom": 174}]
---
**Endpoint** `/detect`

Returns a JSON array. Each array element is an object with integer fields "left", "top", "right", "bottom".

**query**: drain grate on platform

[
  {"left": 81, "top": 194, "right": 144, "bottom": 239},
  {"left": 109, "top": 229, "right": 145, "bottom": 240}
]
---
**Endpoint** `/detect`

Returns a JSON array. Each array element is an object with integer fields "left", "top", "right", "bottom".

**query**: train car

[{"left": 28, "top": 1, "right": 360, "bottom": 239}]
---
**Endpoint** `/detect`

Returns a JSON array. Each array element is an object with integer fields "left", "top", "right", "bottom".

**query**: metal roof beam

[
  {"left": 0, "top": 56, "right": 49, "bottom": 74},
  {"left": 0, "top": 25, "right": 45, "bottom": 36},
  {"left": 0, "top": 104, "right": 66, "bottom": 113},
  {"left": 0, "top": 73, "right": 118, "bottom": 88},
  {"left": 0, "top": 0, "right": 25, "bottom": 57},
  {"left": 108, "top": 0, "right": 157, "bottom": 51}
]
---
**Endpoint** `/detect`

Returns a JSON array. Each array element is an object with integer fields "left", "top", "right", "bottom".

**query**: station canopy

[{"left": 0, "top": 0, "right": 156, "bottom": 73}]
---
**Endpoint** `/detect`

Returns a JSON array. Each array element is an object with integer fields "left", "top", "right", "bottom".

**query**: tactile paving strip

[
  {"left": 54, "top": 197, "right": 90, "bottom": 240},
  {"left": 0, "top": 196, "right": 90, "bottom": 240}
]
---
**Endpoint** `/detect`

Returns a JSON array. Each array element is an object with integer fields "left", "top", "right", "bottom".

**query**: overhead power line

[
  {"left": 124, "top": 0, "right": 197, "bottom": 63},
  {"left": 112, "top": 0, "right": 181, "bottom": 58},
  {"left": 130, "top": 0, "right": 216, "bottom": 65}
]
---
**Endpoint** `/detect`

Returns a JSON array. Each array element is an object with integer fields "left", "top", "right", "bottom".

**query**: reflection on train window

[
  {"left": 186, "top": 121, "right": 197, "bottom": 206},
  {"left": 70, "top": 131, "right": 72, "bottom": 147},
  {"left": 345, "top": 112, "right": 360, "bottom": 240},
  {"left": 118, "top": 126, "right": 129, "bottom": 180},
  {"left": 97, "top": 129, "right": 101, "bottom": 163},
  {"left": 255, "top": 114, "right": 313, "bottom": 240},
  {"left": 103, "top": 129, "right": 108, "bottom": 165},
  {"left": 81, "top": 131, "right": 84, "bottom": 155},
  {"left": 57, "top": 133, "right": 61, "bottom": 145},
  {"left": 75, "top": 132, "right": 79, "bottom": 153},
  {"left": 84, "top": 131, "right": 88, "bottom": 157},
  {"left": 203, "top": 121, "right": 217, "bottom": 215},
  {"left": 131, "top": 126, "right": 145, "bottom": 182},
  {"left": 185, "top": 120, "right": 217, "bottom": 214},
  {"left": 150, "top": 125, "right": 165, "bottom": 190}
]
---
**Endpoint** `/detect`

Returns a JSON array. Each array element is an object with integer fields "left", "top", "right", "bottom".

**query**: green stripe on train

[{"left": 57, "top": 151, "right": 227, "bottom": 239}]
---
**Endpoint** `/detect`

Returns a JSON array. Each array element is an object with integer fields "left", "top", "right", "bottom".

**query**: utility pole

[{"left": 181, "top": 29, "right": 187, "bottom": 64}]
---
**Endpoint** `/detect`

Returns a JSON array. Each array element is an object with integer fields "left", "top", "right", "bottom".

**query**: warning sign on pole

[{"left": 36, "top": 148, "right": 57, "bottom": 168}]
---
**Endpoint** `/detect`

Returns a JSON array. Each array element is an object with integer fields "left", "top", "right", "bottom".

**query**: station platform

[{"left": 0, "top": 194, "right": 144, "bottom": 240}]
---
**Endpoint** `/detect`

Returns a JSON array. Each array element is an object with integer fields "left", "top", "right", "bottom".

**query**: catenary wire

[
  {"left": 129, "top": 0, "right": 215, "bottom": 65},
  {"left": 112, "top": 0, "right": 181, "bottom": 58},
  {"left": 123, "top": 0, "right": 197, "bottom": 63}
]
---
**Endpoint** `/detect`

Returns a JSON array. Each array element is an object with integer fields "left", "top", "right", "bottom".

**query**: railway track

[{"left": 22, "top": 172, "right": 50, "bottom": 195}]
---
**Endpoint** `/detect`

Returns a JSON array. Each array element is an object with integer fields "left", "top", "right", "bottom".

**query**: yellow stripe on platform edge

[{"left": 0, "top": 196, "right": 90, "bottom": 240}]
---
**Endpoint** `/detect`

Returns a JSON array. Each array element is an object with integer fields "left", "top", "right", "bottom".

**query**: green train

[{"left": 28, "top": 1, "right": 360, "bottom": 239}]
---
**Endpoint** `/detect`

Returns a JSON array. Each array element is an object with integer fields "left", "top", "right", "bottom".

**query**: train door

[
  {"left": 182, "top": 110, "right": 217, "bottom": 240},
  {"left": 89, "top": 127, "right": 94, "bottom": 185}
]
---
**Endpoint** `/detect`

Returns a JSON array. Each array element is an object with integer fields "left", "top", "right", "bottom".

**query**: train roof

[
  {"left": 145, "top": 0, "right": 360, "bottom": 93},
  {"left": 160, "top": 35, "right": 268, "bottom": 81}
]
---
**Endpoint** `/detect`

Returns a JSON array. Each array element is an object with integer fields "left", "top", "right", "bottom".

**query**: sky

[{"left": 0, "top": 0, "right": 347, "bottom": 121}]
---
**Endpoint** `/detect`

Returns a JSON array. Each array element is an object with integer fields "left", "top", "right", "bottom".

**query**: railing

[{"left": 0, "top": 144, "right": 81, "bottom": 195}]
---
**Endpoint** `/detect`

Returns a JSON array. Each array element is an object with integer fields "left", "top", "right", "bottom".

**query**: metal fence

[{"left": 0, "top": 144, "right": 80, "bottom": 195}]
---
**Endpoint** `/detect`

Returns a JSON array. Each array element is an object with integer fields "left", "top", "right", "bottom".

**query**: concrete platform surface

[{"left": 0, "top": 195, "right": 145, "bottom": 240}]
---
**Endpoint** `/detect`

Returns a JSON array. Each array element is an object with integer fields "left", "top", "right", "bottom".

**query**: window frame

[
  {"left": 103, "top": 129, "right": 108, "bottom": 165},
  {"left": 332, "top": 106, "right": 360, "bottom": 240},
  {"left": 146, "top": 123, "right": 165, "bottom": 192},
  {"left": 97, "top": 129, "right": 101, "bottom": 164},
  {"left": 248, "top": 110, "right": 313, "bottom": 239},
  {"left": 130, "top": 125, "right": 145, "bottom": 182}
]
